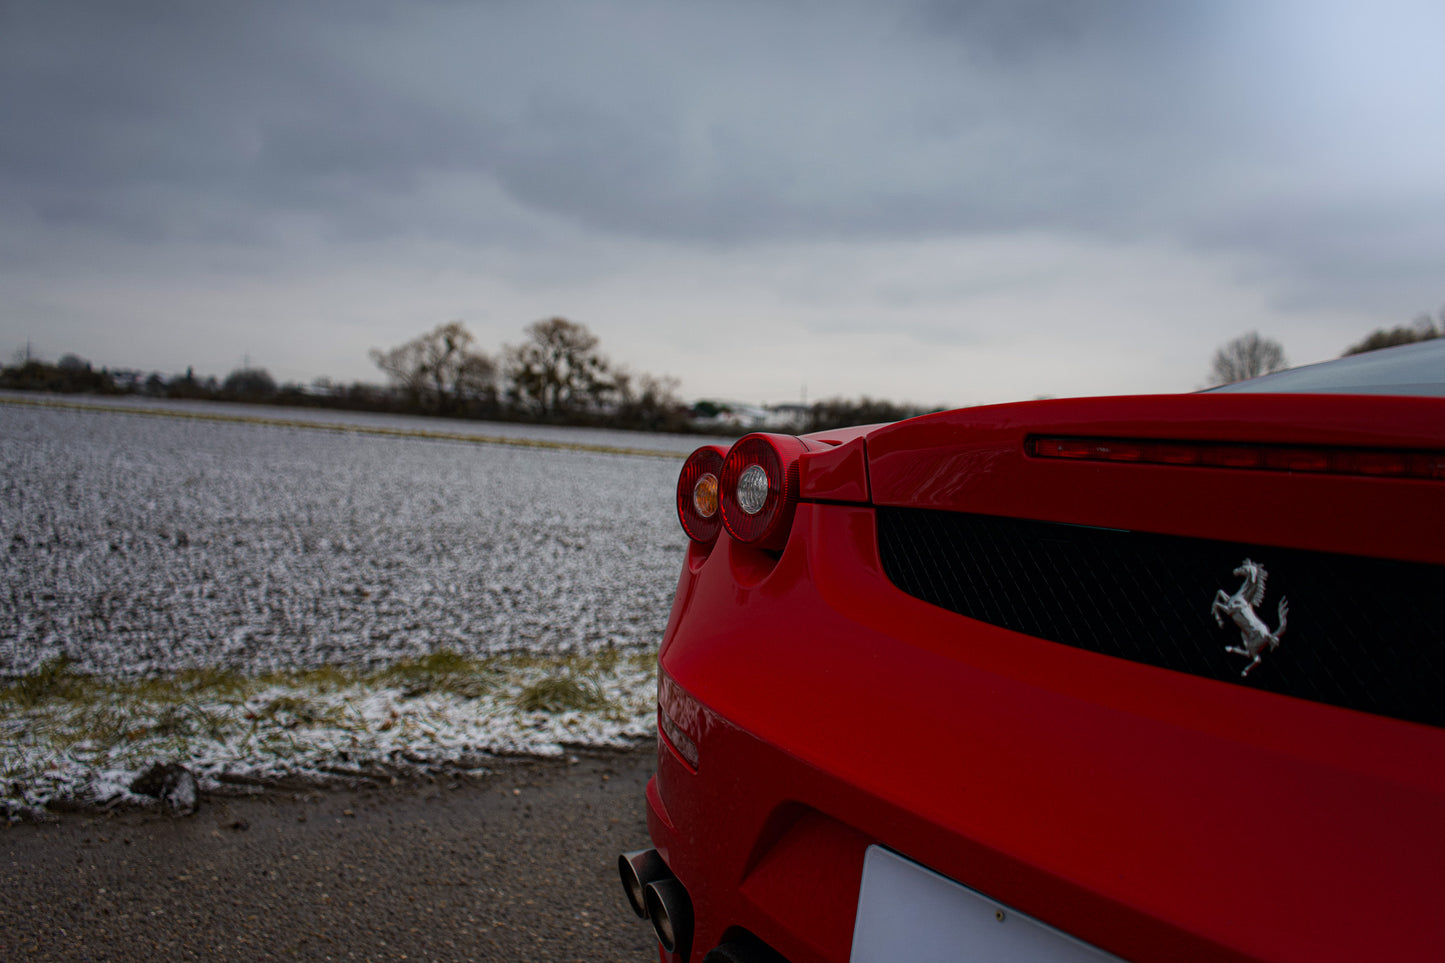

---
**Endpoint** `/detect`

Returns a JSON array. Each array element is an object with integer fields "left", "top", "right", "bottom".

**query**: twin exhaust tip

[{"left": 619, "top": 848, "right": 694, "bottom": 954}]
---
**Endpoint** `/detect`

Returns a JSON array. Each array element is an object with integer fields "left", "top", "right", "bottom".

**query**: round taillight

[
  {"left": 676, "top": 445, "right": 727, "bottom": 543},
  {"left": 719, "top": 434, "right": 810, "bottom": 550}
]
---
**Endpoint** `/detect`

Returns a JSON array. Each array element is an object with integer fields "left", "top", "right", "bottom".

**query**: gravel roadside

[{"left": 1, "top": 746, "right": 660, "bottom": 962}]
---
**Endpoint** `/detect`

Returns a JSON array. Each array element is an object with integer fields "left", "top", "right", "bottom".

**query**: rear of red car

[{"left": 623, "top": 390, "right": 1445, "bottom": 962}]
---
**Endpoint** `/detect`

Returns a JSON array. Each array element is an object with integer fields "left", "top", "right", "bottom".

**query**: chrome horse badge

[{"left": 1212, "top": 558, "right": 1288, "bottom": 677}]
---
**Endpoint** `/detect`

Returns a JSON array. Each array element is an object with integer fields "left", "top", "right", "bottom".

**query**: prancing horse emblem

[{"left": 1212, "top": 558, "right": 1288, "bottom": 677}]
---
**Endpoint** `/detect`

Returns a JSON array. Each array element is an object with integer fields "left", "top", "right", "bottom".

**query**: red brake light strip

[{"left": 1028, "top": 436, "right": 1445, "bottom": 481}]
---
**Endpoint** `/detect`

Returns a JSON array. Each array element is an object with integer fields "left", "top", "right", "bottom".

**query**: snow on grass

[
  {"left": 2, "top": 649, "right": 657, "bottom": 819},
  {"left": 0, "top": 401, "right": 683, "bottom": 817},
  {"left": 0, "top": 391, "right": 708, "bottom": 456}
]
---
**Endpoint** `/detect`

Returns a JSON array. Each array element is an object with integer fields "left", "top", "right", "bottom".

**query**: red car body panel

[
  {"left": 645, "top": 392, "right": 1445, "bottom": 962},
  {"left": 868, "top": 394, "right": 1445, "bottom": 563}
]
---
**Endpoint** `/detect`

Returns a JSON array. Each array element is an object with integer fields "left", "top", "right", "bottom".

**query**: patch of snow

[{"left": 0, "top": 402, "right": 675, "bottom": 817}]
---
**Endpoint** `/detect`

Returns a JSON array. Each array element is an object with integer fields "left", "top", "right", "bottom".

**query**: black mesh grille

[{"left": 877, "top": 506, "right": 1445, "bottom": 729}]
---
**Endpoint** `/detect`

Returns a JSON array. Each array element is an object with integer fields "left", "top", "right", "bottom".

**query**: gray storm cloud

[
  {"left": 2, "top": 0, "right": 1443, "bottom": 397},
  {"left": 0, "top": 3, "right": 1407, "bottom": 244}
]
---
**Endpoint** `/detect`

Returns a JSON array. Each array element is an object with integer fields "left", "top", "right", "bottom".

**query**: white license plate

[{"left": 850, "top": 846, "right": 1125, "bottom": 962}]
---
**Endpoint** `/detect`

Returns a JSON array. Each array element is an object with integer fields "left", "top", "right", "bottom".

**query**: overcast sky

[{"left": 3, "top": 0, "right": 1443, "bottom": 407}]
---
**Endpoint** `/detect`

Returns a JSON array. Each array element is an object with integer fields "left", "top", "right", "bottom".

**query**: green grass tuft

[
  {"left": 374, "top": 648, "right": 497, "bottom": 698},
  {"left": 514, "top": 675, "right": 612, "bottom": 713},
  {"left": 130, "top": 667, "right": 248, "bottom": 704},
  {"left": 1, "top": 656, "right": 85, "bottom": 708},
  {"left": 413, "top": 649, "right": 473, "bottom": 675}
]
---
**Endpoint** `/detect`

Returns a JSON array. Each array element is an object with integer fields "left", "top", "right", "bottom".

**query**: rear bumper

[{"left": 646, "top": 503, "right": 1445, "bottom": 962}]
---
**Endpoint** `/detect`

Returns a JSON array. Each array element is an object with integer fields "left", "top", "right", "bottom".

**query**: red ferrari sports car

[{"left": 620, "top": 340, "right": 1445, "bottom": 963}]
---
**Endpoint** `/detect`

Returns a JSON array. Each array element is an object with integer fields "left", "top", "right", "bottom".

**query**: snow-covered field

[
  {"left": 0, "top": 390, "right": 707, "bottom": 455},
  {"left": 0, "top": 397, "right": 689, "bottom": 817}
]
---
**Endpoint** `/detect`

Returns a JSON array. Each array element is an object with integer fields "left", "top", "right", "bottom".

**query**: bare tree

[
  {"left": 1208, "top": 332, "right": 1288, "bottom": 386},
  {"left": 611, "top": 369, "right": 688, "bottom": 430},
  {"left": 369, "top": 321, "right": 496, "bottom": 413},
  {"left": 503, "top": 317, "right": 613, "bottom": 417},
  {"left": 453, "top": 353, "right": 498, "bottom": 407}
]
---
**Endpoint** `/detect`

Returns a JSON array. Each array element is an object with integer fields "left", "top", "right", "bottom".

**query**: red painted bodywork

[{"left": 646, "top": 393, "right": 1445, "bottom": 962}]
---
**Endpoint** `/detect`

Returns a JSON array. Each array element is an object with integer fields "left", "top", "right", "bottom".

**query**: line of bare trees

[
  {"left": 0, "top": 318, "right": 696, "bottom": 434},
  {"left": 1342, "top": 309, "right": 1442, "bottom": 357},
  {"left": 368, "top": 317, "right": 690, "bottom": 431},
  {"left": 1207, "top": 305, "right": 1442, "bottom": 387},
  {"left": 8, "top": 307, "right": 1438, "bottom": 425}
]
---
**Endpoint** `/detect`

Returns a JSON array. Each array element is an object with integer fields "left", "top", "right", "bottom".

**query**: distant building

[
  {"left": 690, "top": 400, "right": 808, "bottom": 432},
  {"left": 109, "top": 369, "right": 144, "bottom": 391}
]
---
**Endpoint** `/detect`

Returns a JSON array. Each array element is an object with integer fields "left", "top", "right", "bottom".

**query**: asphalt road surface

[{"left": 1, "top": 746, "right": 660, "bottom": 962}]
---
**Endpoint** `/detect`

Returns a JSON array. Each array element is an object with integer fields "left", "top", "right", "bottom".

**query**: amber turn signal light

[{"left": 676, "top": 446, "right": 727, "bottom": 543}]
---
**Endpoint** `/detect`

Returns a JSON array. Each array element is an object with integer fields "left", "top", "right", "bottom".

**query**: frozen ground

[
  {"left": 0, "top": 390, "right": 708, "bottom": 455},
  {"left": 0, "top": 398, "right": 688, "bottom": 817}
]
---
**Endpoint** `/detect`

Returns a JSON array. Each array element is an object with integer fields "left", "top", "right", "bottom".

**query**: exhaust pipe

[
  {"left": 619, "top": 848, "right": 671, "bottom": 919},
  {"left": 643, "top": 875, "right": 694, "bottom": 955},
  {"left": 619, "top": 849, "right": 695, "bottom": 956}
]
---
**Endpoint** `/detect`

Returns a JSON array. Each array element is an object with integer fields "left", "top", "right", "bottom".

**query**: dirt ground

[{"left": 1, "top": 746, "right": 661, "bottom": 962}]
